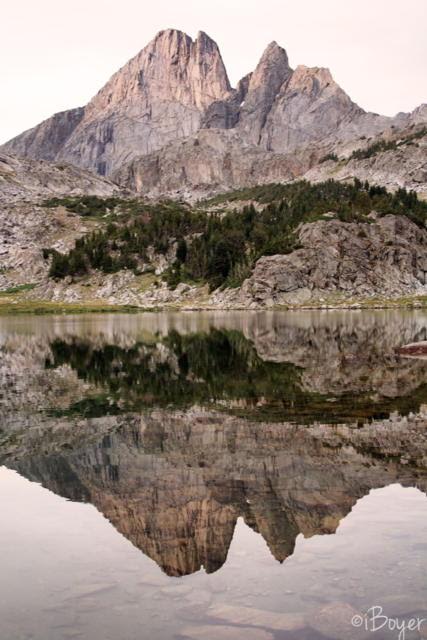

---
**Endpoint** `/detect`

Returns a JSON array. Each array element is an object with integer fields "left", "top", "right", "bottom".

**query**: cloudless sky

[{"left": 1, "top": 0, "right": 426, "bottom": 143}]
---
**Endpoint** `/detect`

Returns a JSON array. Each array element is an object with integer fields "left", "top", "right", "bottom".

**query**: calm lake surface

[{"left": 0, "top": 310, "right": 426, "bottom": 640}]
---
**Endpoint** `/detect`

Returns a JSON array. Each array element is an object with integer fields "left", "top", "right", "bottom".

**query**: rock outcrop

[
  {"left": 0, "top": 152, "right": 122, "bottom": 204},
  {"left": 112, "top": 129, "right": 304, "bottom": 200},
  {"left": 0, "top": 152, "right": 123, "bottom": 289},
  {"left": 230, "top": 214, "right": 427, "bottom": 307},
  {"left": 304, "top": 124, "right": 427, "bottom": 196}
]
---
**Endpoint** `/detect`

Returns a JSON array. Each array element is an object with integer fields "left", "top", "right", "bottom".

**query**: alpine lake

[{"left": 1, "top": 310, "right": 426, "bottom": 640}]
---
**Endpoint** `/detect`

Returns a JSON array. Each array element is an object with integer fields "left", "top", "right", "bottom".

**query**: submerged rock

[{"left": 398, "top": 341, "right": 427, "bottom": 358}]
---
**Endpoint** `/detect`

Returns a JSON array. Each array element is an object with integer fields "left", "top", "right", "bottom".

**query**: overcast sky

[{"left": 1, "top": 0, "right": 426, "bottom": 143}]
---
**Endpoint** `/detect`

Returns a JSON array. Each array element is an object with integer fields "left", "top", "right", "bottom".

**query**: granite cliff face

[
  {"left": 3, "top": 30, "right": 232, "bottom": 175},
  {"left": 222, "top": 214, "right": 427, "bottom": 308},
  {"left": 3, "top": 29, "right": 425, "bottom": 195},
  {"left": 112, "top": 129, "right": 303, "bottom": 199}
]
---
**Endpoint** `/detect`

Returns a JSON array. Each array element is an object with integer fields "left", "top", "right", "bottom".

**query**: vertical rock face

[
  {"left": 4, "top": 29, "right": 232, "bottom": 175},
  {"left": 237, "top": 41, "right": 293, "bottom": 145},
  {"left": 2, "top": 107, "right": 85, "bottom": 162},
  {"left": 58, "top": 29, "right": 233, "bottom": 174},
  {"left": 258, "top": 65, "right": 363, "bottom": 152},
  {"left": 83, "top": 29, "right": 231, "bottom": 118},
  {"left": 1, "top": 28, "right": 425, "bottom": 186}
]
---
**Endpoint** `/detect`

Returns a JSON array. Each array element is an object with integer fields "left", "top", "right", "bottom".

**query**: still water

[{"left": 0, "top": 310, "right": 426, "bottom": 640}]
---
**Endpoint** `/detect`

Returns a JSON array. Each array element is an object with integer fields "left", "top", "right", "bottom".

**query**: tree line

[{"left": 45, "top": 179, "right": 427, "bottom": 289}]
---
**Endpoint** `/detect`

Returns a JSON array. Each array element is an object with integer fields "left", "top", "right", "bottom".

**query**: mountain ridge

[{"left": 2, "top": 27, "right": 425, "bottom": 191}]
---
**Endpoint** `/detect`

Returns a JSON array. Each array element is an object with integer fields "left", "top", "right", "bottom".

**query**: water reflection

[
  {"left": 6, "top": 410, "right": 427, "bottom": 578},
  {"left": 1, "top": 467, "right": 426, "bottom": 640},
  {"left": 0, "top": 311, "right": 427, "bottom": 640},
  {"left": 1, "top": 309, "right": 426, "bottom": 423}
]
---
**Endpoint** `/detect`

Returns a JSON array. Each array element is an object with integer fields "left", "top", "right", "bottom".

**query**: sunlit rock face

[
  {"left": 2, "top": 30, "right": 233, "bottom": 176},
  {"left": 2, "top": 29, "right": 425, "bottom": 194}
]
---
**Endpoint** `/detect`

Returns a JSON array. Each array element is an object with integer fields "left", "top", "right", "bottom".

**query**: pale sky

[{"left": 1, "top": 0, "right": 426, "bottom": 144}]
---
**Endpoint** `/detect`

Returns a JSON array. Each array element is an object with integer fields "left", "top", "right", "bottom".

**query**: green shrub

[
  {"left": 320, "top": 152, "right": 338, "bottom": 163},
  {"left": 349, "top": 139, "right": 397, "bottom": 160}
]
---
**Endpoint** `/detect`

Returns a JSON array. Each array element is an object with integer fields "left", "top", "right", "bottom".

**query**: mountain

[
  {"left": 0, "top": 29, "right": 426, "bottom": 309},
  {"left": 2, "top": 28, "right": 426, "bottom": 197},
  {"left": 2, "top": 29, "right": 232, "bottom": 175}
]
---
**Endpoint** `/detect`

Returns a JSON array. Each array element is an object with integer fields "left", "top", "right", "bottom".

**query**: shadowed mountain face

[{"left": 0, "top": 311, "right": 426, "bottom": 578}]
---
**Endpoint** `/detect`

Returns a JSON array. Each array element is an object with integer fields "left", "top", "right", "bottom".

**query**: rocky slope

[
  {"left": 0, "top": 152, "right": 123, "bottom": 203},
  {"left": 0, "top": 153, "right": 123, "bottom": 289},
  {"left": 0, "top": 157, "right": 426, "bottom": 307},
  {"left": 114, "top": 124, "right": 427, "bottom": 200},
  {"left": 304, "top": 123, "right": 427, "bottom": 196},
  {"left": 29, "top": 211, "right": 427, "bottom": 309},
  {"left": 112, "top": 129, "right": 304, "bottom": 200},
  {"left": 216, "top": 214, "right": 427, "bottom": 308},
  {"left": 2, "top": 29, "right": 426, "bottom": 195}
]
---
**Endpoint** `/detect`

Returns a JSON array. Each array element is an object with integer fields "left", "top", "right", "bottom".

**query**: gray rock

[
  {"left": 307, "top": 602, "right": 370, "bottom": 640},
  {"left": 231, "top": 215, "right": 427, "bottom": 307},
  {"left": 3, "top": 29, "right": 232, "bottom": 175},
  {"left": 2, "top": 28, "right": 425, "bottom": 193}
]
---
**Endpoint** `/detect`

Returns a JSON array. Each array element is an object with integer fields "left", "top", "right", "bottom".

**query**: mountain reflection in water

[
  {"left": 6, "top": 410, "right": 427, "bottom": 578},
  {"left": 0, "top": 311, "right": 427, "bottom": 640},
  {"left": 32, "top": 309, "right": 427, "bottom": 422}
]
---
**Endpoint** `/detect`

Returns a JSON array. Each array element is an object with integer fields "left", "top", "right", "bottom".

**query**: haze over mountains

[{"left": 2, "top": 29, "right": 426, "bottom": 197}]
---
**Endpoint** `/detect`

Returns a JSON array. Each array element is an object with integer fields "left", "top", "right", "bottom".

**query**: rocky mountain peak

[
  {"left": 288, "top": 65, "right": 336, "bottom": 93},
  {"left": 247, "top": 40, "right": 292, "bottom": 91},
  {"left": 195, "top": 30, "right": 222, "bottom": 53},
  {"left": 37, "top": 28, "right": 233, "bottom": 174},
  {"left": 237, "top": 40, "right": 293, "bottom": 144},
  {"left": 2, "top": 28, "right": 425, "bottom": 184},
  {"left": 258, "top": 40, "right": 290, "bottom": 67},
  {"left": 85, "top": 28, "right": 231, "bottom": 117}
]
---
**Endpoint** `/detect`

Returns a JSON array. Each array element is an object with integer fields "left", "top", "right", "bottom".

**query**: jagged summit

[
  {"left": 1, "top": 28, "right": 425, "bottom": 185},
  {"left": 237, "top": 40, "right": 292, "bottom": 145},
  {"left": 260, "top": 40, "right": 290, "bottom": 63}
]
